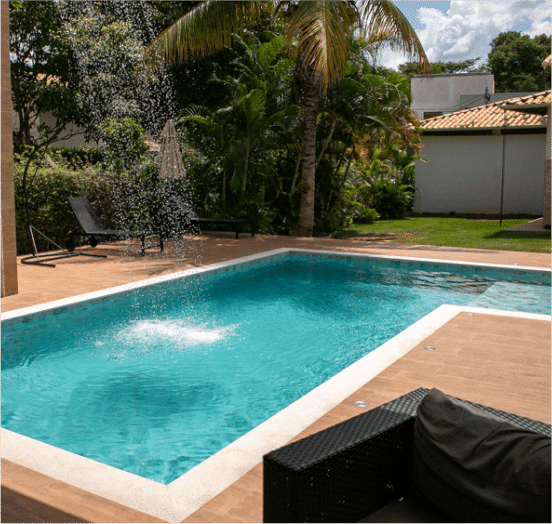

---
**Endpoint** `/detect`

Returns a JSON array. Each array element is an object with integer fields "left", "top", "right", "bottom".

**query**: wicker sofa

[{"left": 263, "top": 388, "right": 551, "bottom": 523}]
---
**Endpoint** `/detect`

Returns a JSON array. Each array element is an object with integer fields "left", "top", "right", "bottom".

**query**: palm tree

[
  {"left": 145, "top": 0, "right": 428, "bottom": 236},
  {"left": 182, "top": 83, "right": 298, "bottom": 202}
]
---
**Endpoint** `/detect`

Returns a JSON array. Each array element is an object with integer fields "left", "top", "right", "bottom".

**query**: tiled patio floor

[{"left": 1, "top": 234, "right": 550, "bottom": 523}]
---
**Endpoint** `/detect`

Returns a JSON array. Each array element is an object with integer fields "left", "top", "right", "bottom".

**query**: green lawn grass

[{"left": 337, "top": 215, "right": 551, "bottom": 253}]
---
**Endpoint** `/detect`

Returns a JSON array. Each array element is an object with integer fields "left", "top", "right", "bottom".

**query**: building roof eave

[
  {"left": 421, "top": 124, "right": 547, "bottom": 134},
  {"left": 500, "top": 104, "right": 549, "bottom": 115}
]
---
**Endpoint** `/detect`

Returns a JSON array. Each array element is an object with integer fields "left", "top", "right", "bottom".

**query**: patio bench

[
  {"left": 175, "top": 203, "right": 254, "bottom": 239},
  {"left": 263, "top": 387, "right": 551, "bottom": 523},
  {"left": 194, "top": 217, "right": 254, "bottom": 239}
]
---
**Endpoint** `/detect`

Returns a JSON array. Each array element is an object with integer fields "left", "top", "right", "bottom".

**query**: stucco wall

[
  {"left": 414, "top": 133, "right": 545, "bottom": 216},
  {"left": 544, "top": 109, "right": 551, "bottom": 227},
  {"left": 411, "top": 73, "right": 495, "bottom": 119},
  {"left": 39, "top": 113, "right": 100, "bottom": 148},
  {"left": 12, "top": 111, "right": 100, "bottom": 149}
]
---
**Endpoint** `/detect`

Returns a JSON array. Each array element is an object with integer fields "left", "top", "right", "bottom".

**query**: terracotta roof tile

[
  {"left": 500, "top": 90, "right": 551, "bottom": 111},
  {"left": 420, "top": 91, "right": 549, "bottom": 131}
]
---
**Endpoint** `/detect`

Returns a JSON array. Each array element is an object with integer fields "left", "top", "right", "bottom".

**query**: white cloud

[
  {"left": 524, "top": 1, "right": 552, "bottom": 34},
  {"left": 378, "top": 0, "right": 551, "bottom": 69},
  {"left": 376, "top": 47, "right": 411, "bottom": 71}
]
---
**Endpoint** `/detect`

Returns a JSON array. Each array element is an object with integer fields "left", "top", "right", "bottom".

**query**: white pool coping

[{"left": 2, "top": 249, "right": 551, "bottom": 521}]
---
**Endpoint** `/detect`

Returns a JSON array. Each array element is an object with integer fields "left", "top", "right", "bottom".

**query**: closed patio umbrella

[
  {"left": 155, "top": 119, "right": 189, "bottom": 239},
  {"left": 157, "top": 119, "right": 186, "bottom": 180}
]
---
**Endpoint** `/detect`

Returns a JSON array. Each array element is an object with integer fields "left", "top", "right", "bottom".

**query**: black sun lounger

[{"left": 68, "top": 196, "right": 164, "bottom": 256}]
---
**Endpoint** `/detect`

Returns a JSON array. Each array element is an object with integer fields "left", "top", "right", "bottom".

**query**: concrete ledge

[{"left": 502, "top": 217, "right": 550, "bottom": 233}]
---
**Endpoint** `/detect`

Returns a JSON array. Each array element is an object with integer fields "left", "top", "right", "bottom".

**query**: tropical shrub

[
  {"left": 96, "top": 117, "right": 149, "bottom": 173},
  {"left": 356, "top": 206, "right": 379, "bottom": 224},
  {"left": 370, "top": 178, "right": 413, "bottom": 219},
  {"left": 341, "top": 180, "right": 378, "bottom": 225},
  {"left": 217, "top": 199, "right": 277, "bottom": 234}
]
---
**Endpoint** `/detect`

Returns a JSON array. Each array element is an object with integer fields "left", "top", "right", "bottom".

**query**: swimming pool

[{"left": 1, "top": 248, "right": 550, "bottom": 518}]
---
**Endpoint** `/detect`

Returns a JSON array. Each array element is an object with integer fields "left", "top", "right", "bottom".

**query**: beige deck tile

[{"left": 1, "top": 459, "right": 166, "bottom": 523}]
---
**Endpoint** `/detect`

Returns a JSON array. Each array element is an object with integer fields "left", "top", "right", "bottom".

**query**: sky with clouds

[{"left": 379, "top": 0, "right": 551, "bottom": 70}]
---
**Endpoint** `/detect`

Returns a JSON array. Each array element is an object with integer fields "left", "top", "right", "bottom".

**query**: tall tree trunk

[
  {"left": 296, "top": 75, "right": 319, "bottom": 237},
  {"left": 221, "top": 170, "right": 226, "bottom": 207},
  {"left": 242, "top": 148, "right": 250, "bottom": 195}
]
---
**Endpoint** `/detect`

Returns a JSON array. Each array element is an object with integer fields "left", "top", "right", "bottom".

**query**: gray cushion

[{"left": 411, "top": 388, "right": 551, "bottom": 522}]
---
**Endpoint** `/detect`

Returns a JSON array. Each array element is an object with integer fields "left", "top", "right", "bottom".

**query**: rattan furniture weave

[{"left": 262, "top": 387, "right": 551, "bottom": 523}]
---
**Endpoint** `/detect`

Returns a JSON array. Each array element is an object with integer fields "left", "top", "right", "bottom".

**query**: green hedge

[
  {"left": 14, "top": 164, "right": 111, "bottom": 255},
  {"left": 14, "top": 160, "right": 196, "bottom": 256},
  {"left": 49, "top": 147, "right": 105, "bottom": 169}
]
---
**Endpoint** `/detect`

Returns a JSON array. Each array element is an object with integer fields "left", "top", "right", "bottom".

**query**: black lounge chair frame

[
  {"left": 21, "top": 225, "right": 106, "bottom": 268},
  {"left": 263, "top": 387, "right": 551, "bottom": 523},
  {"left": 68, "top": 197, "right": 164, "bottom": 256}
]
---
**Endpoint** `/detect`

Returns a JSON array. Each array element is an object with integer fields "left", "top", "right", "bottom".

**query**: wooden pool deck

[{"left": 1, "top": 233, "right": 550, "bottom": 523}]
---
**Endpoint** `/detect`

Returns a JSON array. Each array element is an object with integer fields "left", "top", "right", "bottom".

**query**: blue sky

[
  {"left": 379, "top": 0, "right": 551, "bottom": 70},
  {"left": 392, "top": 1, "right": 452, "bottom": 30}
]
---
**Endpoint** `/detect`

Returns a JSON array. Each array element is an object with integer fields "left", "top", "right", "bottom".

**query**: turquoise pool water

[{"left": 1, "top": 253, "right": 550, "bottom": 484}]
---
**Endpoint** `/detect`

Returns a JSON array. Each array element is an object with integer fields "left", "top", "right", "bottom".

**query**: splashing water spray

[{"left": 55, "top": 0, "right": 207, "bottom": 329}]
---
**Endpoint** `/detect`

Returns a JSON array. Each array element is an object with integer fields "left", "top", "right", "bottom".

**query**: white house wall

[
  {"left": 502, "top": 134, "right": 545, "bottom": 215},
  {"left": 414, "top": 134, "right": 545, "bottom": 215},
  {"left": 39, "top": 113, "right": 100, "bottom": 149},
  {"left": 12, "top": 111, "right": 99, "bottom": 149}
]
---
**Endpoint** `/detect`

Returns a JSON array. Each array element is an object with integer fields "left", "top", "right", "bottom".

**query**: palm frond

[
  {"left": 179, "top": 104, "right": 208, "bottom": 120},
  {"left": 287, "top": 0, "right": 355, "bottom": 93},
  {"left": 357, "top": 0, "right": 429, "bottom": 71},
  {"left": 143, "top": 1, "right": 263, "bottom": 68}
]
